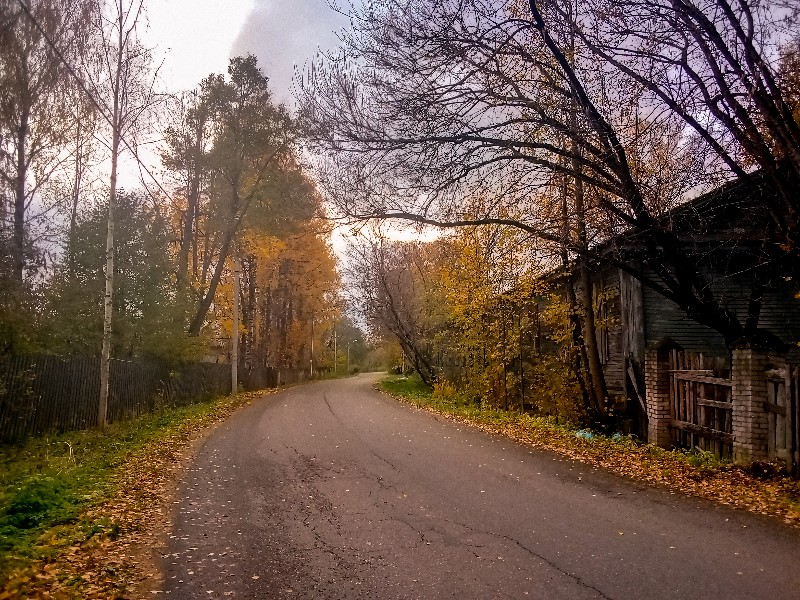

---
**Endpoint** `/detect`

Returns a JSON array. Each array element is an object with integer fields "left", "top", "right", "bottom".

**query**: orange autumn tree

[
  {"left": 346, "top": 223, "right": 587, "bottom": 422},
  {"left": 217, "top": 219, "right": 341, "bottom": 383},
  {"left": 435, "top": 225, "right": 552, "bottom": 412}
]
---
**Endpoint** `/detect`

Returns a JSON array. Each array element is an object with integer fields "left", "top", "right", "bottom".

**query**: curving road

[{"left": 162, "top": 373, "right": 800, "bottom": 599}]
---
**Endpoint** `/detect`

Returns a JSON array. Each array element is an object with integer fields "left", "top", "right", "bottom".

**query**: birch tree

[
  {"left": 0, "top": 0, "right": 95, "bottom": 354},
  {"left": 0, "top": 0, "right": 93, "bottom": 284},
  {"left": 84, "top": 0, "right": 160, "bottom": 427}
]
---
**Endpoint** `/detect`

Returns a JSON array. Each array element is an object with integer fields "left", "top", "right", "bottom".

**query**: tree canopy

[{"left": 301, "top": 0, "right": 800, "bottom": 348}]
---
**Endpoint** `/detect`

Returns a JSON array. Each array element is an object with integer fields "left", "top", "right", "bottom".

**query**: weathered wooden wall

[
  {"left": 591, "top": 270, "right": 626, "bottom": 398},
  {"left": 640, "top": 264, "right": 800, "bottom": 363}
]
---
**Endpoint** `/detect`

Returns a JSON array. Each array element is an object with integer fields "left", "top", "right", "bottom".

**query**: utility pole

[
  {"left": 310, "top": 311, "right": 314, "bottom": 378},
  {"left": 231, "top": 256, "right": 240, "bottom": 395},
  {"left": 333, "top": 326, "right": 337, "bottom": 373}
]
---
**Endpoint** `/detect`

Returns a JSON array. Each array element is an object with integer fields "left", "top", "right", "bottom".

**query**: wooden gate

[
  {"left": 669, "top": 350, "right": 733, "bottom": 458},
  {"left": 766, "top": 363, "right": 799, "bottom": 473}
]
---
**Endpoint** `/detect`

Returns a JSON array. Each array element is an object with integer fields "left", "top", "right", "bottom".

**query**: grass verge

[
  {"left": 0, "top": 389, "right": 270, "bottom": 599},
  {"left": 379, "top": 375, "right": 800, "bottom": 526}
]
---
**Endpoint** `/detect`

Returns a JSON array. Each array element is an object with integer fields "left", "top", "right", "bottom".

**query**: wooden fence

[
  {"left": 239, "top": 364, "right": 308, "bottom": 389},
  {"left": 0, "top": 355, "right": 231, "bottom": 442},
  {"left": 669, "top": 350, "right": 733, "bottom": 458},
  {"left": 766, "top": 363, "right": 799, "bottom": 471}
]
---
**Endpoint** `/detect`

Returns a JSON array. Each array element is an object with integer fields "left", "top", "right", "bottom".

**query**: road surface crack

[{"left": 442, "top": 518, "right": 614, "bottom": 600}]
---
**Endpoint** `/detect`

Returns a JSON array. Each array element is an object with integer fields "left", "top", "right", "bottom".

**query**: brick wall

[{"left": 643, "top": 341, "right": 782, "bottom": 465}]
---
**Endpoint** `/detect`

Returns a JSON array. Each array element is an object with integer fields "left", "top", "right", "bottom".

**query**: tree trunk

[
  {"left": 177, "top": 119, "right": 204, "bottom": 297},
  {"left": 278, "top": 280, "right": 288, "bottom": 369},
  {"left": 573, "top": 169, "right": 608, "bottom": 418},
  {"left": 570, "top": 77, "right": 609, "bottom": 420},
  {"left": 558, "top": 154, "right": 593, "bottom": 420},
  {"left": 563, "top": 270, "right": 592, "bottom": 419},
  {"left": 98, "top": 133, "right": 119, "bottom": 429},
  {"left": 578, "top": 256, "right": 608, "bottom": 419},
  {"left": 99, "top": 9, "right": 125, "bottom": 429},
  {"left": 187, "top": 224, "right": 237, "bottom": 336},
  {"left": 245, "top": 254, "right": 256, "bottom": 368},
  {"left": 257, "top": 282, "right": 272, "bottom": 367},
  {"left": 68, "top": 118, "right": 83, "bottom": 274},
  {"left": 188, "top": 179, "right": 243, "bottom": 336}
]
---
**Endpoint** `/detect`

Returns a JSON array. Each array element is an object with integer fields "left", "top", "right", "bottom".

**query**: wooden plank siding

[
  {"left": 590, "top": 270, "right": 627, "bottom": 399},
  {"left": 543, "top": 175, "right": 800, "bottom": 451},
  {"left": 640, "top": 264, "right": 800, "bottom": 364},
  {"left": 765, "top": 363, "right": 800, "bottom": 471},
  {"left": 642, "top": 276, "right": 728, "bottom": 360}
]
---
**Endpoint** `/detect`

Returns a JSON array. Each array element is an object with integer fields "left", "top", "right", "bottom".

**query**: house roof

[
  {"left": 603, "top": 170, "right": 777, "bottom": 256},
  {"left": 542, "top": 170, "right": 781, "bottom": 283}
]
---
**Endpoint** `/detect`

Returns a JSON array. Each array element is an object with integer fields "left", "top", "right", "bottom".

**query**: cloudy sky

[
  {"left": 232, "top": 0, "right": 351, "bottom": 103},
  {"left": 148, "top": 0, "right": 351, "bottom": 103},
  {"left": 144, "top": 1, "right": 432, "bottom": 250}
]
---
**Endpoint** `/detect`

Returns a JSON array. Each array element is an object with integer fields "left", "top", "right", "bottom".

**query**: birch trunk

[
  {"left": 12, "top": 108, "right": 29, "bottom": 284},
  {"left": 98, "top": 8, "right": 125, "bottom": 429}
]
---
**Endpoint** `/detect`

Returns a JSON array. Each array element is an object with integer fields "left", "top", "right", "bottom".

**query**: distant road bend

[{"left": 163, "top": 373, "right": 800, "bottom": 599}]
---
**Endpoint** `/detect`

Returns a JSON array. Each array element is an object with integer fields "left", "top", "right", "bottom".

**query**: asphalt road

[{"left": 162, "top": 373, "right": 800, "bottom": 599}]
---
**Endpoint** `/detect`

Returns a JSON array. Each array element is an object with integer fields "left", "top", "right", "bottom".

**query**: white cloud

[
  {"left": 231, "top": 0, "right": 351, "bottom": 104},
  {"left": 144, "top": 0, "right": 255, "bottom": 92}
]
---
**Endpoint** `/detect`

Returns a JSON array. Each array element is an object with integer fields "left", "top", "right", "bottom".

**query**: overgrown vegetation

[
  {"left": 308, "top": 0, "right": 800, "bottom": 432},
  {"left": 346, "top": 229, "right": 599, "bottom": 424},
  {"left": 379, "top": 375, "right": 800, "bottom": 525},
  {"left": 0, "top": 390, "right": 267, "bottom": 598}
]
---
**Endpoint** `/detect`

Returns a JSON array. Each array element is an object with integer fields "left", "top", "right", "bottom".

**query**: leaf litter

[{"left": 0, "top": 390, "right": 272, "bottom": 599}]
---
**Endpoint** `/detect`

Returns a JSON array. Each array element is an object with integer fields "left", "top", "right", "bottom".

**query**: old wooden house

[{"left": 559, "top": 174, "right": 800, "bottom": 466}]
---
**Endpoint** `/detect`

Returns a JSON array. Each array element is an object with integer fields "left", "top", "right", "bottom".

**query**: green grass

[
  {"left": 379, "top": 374, "right": 581, "bottom": 434},
  {"left": 0, "top": 395, "right": 245, "bottom": 583},
  {"left": 379, "top": 374, "right": 433, "bottom": 402}
]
